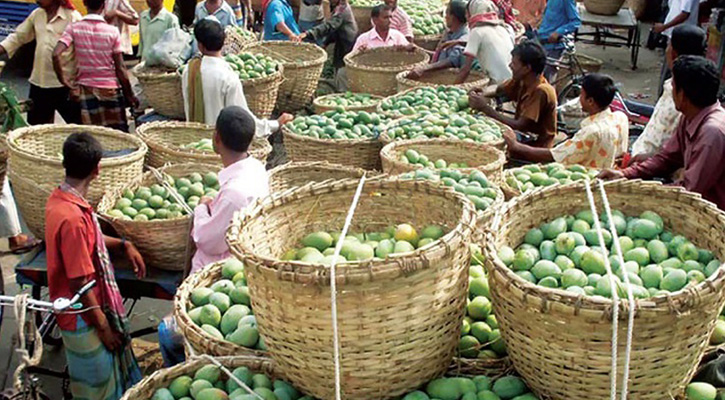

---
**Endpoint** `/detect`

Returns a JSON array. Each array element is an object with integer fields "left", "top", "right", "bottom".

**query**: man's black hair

[
  {"left": 194, "top": 18, "right": 225, "bottom": 52},
  {"left": 671, "top": 25, "right": 707, "bottom": 57},
  {"left": 448, "top": 1, "right": 467, "bottom": 24},
  {"left": 582, "top": 73, "right": 617, "bottom": 109},
  {"left": 63, "top": 132, "right": 103, "bottom": 180},
  {"left": 216, "top": 106, "right": 256, "bottom": 152},
  {"left": 511, "top": 40, "right": 547, "bottom": 75},
  {"left": 371, "top": 4, "right": 392, "bottom": 18},
  {"left": 84, "top": 0, "right": 105, "bottom": 11},
  {"left": 672, "top": 55, "right": 720, "bottom": 109}
]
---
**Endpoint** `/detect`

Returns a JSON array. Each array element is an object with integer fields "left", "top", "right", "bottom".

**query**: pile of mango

[
  {"left": 402, "top": 374, "right": 538, "bottom": 400},
  {"left": 398, "top": 169, "right": 500, "bottom": 212},
  {"left": 286, "top": 110, "right": 386, "bottom": 140},
  {"left": 379, "top": 87, "right": 471, "bottom": 118},
  {"left": 385, "top": 112, "right": 502, "bottom": 145},
  {"left": 505, "top": 163, "right": 598, "bottom": 193}
]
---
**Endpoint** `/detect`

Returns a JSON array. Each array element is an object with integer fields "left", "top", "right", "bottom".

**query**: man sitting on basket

[{"left": 181, "top": 17, "right": 292, "bottom": 133}]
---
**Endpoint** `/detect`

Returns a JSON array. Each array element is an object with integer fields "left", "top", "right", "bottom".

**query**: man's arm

[
  {"left": 679, "top": 128, "right": 725, "bottom": 196},
  {"left": 470, "top": 89, "right": 537, "bottom": 132},
  {"left": 454, "top": 56, "right": 475, "bottom": 84},
  {"left": 192, "top": 197, "right": 238, "bottom": 257},
  {"left": 52, "top": 42, "right": 72, "bottom": 89},
  {"left": 112, "top": 52, "right": 139, "bottom": 109},
  {"left": 104, "top": 235, "right": 146, "bottom": 278},
  {"left": 508, "top": 139, "right": 555, "bottom": 163},
  {"left": 0, "top": 10, "right": 37, "bottom": 58},
  {"left": 68, "top": 276, "right": 121, "bottom": 351},
  {"left": 556, "top": 0, "right": 581, "bottom": 36},
  {"left": 303, "top": 12, "right": 344, "bottom": 40},
  {"left": 654, "top": 11, "right": 689, "bottom": 33}
]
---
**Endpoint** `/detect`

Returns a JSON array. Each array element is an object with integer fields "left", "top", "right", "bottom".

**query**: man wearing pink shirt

[
  {"left": 384, "top": 0, "right": 413, "bottom": 42},
  {"left": 190, "top": 106, "right": 270, "bottom": 274},
  {"left": 52, "top": 0, "right": 137, "bottom": 132},
  {"left": 353, "top": 4, "right": 411, "bottom": 51}
]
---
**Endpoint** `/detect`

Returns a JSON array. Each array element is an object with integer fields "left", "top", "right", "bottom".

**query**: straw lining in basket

[
  {"left": 97, "top": 162, "right": 220, "bottom": 271},
  {"left": 281, "top": 123, "right": 384, "bottom": 170},
  {"left": 396, "top": 68, "right": 490, "bottom": 93},
  {"left": 268, "top": 161, "right": 369, "bottom": 193},
  {"left": 484, "top": 179, "right": 725, "bottom": 400},
  {"left": 345, "top": 46, "right": 430, "bottom": 96},
  {"left": 133, "top": 63, "right": 185, "bottom": 119},
  {"left": 136, "top": 121, "right": 272, "bottom": 168},
  {"left": 174, "top": 260, "right": 267, "bottom": 357},
  {"left": 225, "top": 177, "right": 476, "bottom": 399}
]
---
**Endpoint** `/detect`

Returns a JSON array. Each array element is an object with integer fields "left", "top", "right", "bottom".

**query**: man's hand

[
  {"left": 628, "top": 153, "right": 650, "bottom": 166},
  {"left": 405, "top": 44, "right": 417, "bottom": 52},
  {"left": 407, "top": 68, "right": 423, "bottom": 79},
  {"left": 97, "top": 323, "right": 122, "bottom": 351},
  {"left": 289, "top": 34, "right": 302, "bottom": 43},
  {"left": 124, "top": 241, "right": 146, "bottom": 279},
  {"left": 200, "top": 196, "right": 214, "bottom": 205},
  {"left": 653, "top": 23, "right": 665, "bottom": 34},
  {"left": 357, "top": 44, "right": 368, "bottom": 52},
  {"left": 501, "top": 126, "right": 517, "bottom": 148},
  {"left": 127, "top": 94, "right": 140, "bottom": 110},
  {"left": 598, "top": 169, "right": 625, "bottom": 180},
  {"left": 68, "top": 86, "right": 81, "bottom": 102},
  {"left": 299, "top": 32, "right": 308, "bottom": 41},
  {"left": 468, "top": 89, "right": 488, "bottom": 111},
  {"left": 548, "top": 31, "right": 560, "bottom": 43},
  {"left": 277, "top": 113, "right": 294, "bottom": 126}
]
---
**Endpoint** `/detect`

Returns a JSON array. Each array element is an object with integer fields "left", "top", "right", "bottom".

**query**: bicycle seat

[{"left": 622, "top": 99, "right": 654, "bottom": 118}]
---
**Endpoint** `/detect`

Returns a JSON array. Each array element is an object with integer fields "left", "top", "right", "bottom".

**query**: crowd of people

[{"left": 0, "top": 0, "right": 724, "bottom": 398}]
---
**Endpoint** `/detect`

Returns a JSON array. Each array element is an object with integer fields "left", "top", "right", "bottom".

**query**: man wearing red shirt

[{"left": 600, "top": 55, "right": 725, "bottom": 210}]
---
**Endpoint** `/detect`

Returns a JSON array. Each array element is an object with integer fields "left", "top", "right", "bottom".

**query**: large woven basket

[
  {"left": 351, "top": 4, "right": 374, "bottom": 33},
  {"left": 240, "top": 65, "right": 284, "bottom": 119},
  {"left": 7, "top": 124, "right": 146, "bottom": 238},
  {"left": 583, "top": 0, "right": 626, "bottom": 15},
  {"left": 414, "top": 34, "right": 443, "bottom": 52},
  {"left": 226, "top": 178, "right": 476, "bottom": 399},
  {"left": 136, "top": 121, "right": 272, "bottom": 168},
  {"left": 484, "top": 179, "right": 725, "bottom": 400},
  {"left": 448, "top": 356, "right": 513, "bottom": 378},
  {"left": 345, "top": 47, "right": 430, "bottom": 96},
  {"left": 133, "top": 63, "right": 185, "bottom": 119},
  {"left": 268, "top": 161, "right": 368, "bottom": 193},
  {"left": 242, "top": 41, "right": 327, "bottom": 113},
  {"left": 222, "top": 26, "right": 258, "bottom": 55},
  {"left": 380, "top": 138, "right": 506, "bottom": 183},
  {"left": 120, "top": 356, "right": 283, "bottom": 400},
  {"left": 281, "top": 123, "right": 383, "bottom": 170},
  {"left": 97, "top": 163, "right": 220, "bottom": 271},
  {"left": 312, "top": 93, "right": 384, "bottom": 114},
  {"left": 396, "top": 68, "right": 490, "bottom": 93},
  {"left": 175, "top": 260, "right": 266, "bottom": 356}
]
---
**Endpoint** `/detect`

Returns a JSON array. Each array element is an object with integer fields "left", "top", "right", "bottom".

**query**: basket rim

[
  {"left": 242, "top": 41, "right": 328, "bottom": 69},
  {"left": 485, "top": 178, "right": 725, "bottom": 313},
  {"left": 281, "top": 120, "right": 383, "bottom": 146},
  {"left": 380, "top": 137, "right": 506, "bottom": 174},
  {"left": 344, "top": 46, "right": 431, "bottom": 73},
  {"left": 132, "top": 62, "right": 180, "bottom": 78},
  {"left": 6, "top": 123, "right": 147, "bottom": 168},
  {"left": 268, "top": 160, "right": 369, "bottom": 178},
  {"left": 395, "top": 68, "right": 489, "bottom": 90},
  {"left": 226, "top": 177, "right": 478, "bottom": 285}
]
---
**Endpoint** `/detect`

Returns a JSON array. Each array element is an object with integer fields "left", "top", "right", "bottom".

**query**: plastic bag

[{"left": 145, "top": 27, "right": 193, "bottom": 69}]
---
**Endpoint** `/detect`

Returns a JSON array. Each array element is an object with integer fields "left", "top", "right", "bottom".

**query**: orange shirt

[
  {"left": 502, "top": 75, "right": 558, "bottom": 148},
  {"left": 45, "top": 188, "right": 101, "bottom": 331}
]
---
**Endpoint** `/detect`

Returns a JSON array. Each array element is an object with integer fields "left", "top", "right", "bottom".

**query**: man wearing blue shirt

[
  {"left": 194, "top": 0, "right": 237, "bottom": 27},
  {"left": 263, "top": 0, "right": 301, "bottom": 41},
  {"left": 532, "top": 0, "right": 580, "bottom": 82}
]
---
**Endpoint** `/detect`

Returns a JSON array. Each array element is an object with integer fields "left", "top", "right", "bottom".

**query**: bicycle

[{"left": 0, "top": 277, "right": 96, "bottom": 400}]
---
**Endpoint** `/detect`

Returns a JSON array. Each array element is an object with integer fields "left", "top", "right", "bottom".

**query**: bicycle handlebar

[{"left": 0, "top": 280, "right": 96, "bottom": 313}]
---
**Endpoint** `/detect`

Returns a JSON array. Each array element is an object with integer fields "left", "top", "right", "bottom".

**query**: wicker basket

[
  {"left": 119, "top": 356, "right": 283, "bottom": 400},
  {"left": 97, "top": 163, "right": 220, "bottom": 271},
  {"left": 226, "top": 178, "right": 476, "bottom": 399},
  {"left": 396, "top": 68, "right": 490, "bottom": 93},
  {"left": 136, "top": 121, "right": 273, "bottom": 168},
  {"left": 447, "top": 356, "right": 513, "bottom": 378},
  {"left": 414, "top": 33, "right": 443, "bottom": 52},
  {"left": 268, "top": 161, "right": 368, "bottom": 193},
  {"left": 174, "top": 260, "right": 267, "bottom": 356},
  {"left": 351, "top": 4, "right": 374, "bottom": 34},
  {"left": 345, "top": 47, "right": 430, "bottom": 96},
  {"left": 583, "top": 0, "right": 626, "bottom": 15},
  {"left": 7, "top": 124, "right": 146, "bottom": 238},
  {"left": 133, "top": 63, "right": 185, "bottom": 119},
  {"left": 222, "top": 26, "right": 258, "bottom": 56},
  {"left": 281, "top": 123, "right": 383, "bottom": 170},
  {"left": 380, "top": 139, "right": 506, "bottom": 183},
  {"left": 242, "top": 41, "right": 327, "bottom": 113},
  {"left": 241, "top": 65, "right": 284, "bottom": 120},
  {"left": 484, "top": 179, "right": 725, "bottom": 400},
  {"left": 312, "top": 93, "right": 384, "bottom": 114}
]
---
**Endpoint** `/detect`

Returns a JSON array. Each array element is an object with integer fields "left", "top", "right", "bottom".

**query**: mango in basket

[
  {"left": 317, "top": 92, "right": 379, "bottom": 109},
  {"left": 685, "top": 382, "right": 717, "bottom": 400},
  {"left": 397, "top": 169, "right": 500, "bottom": 213},
  {"left": 286, "top": 110, "right": 387, "bottom": 140},
  {"left": 380, "top": 86, "right": 472, "bottom": 118},
  {"left": 386, "top": 111, "right": 502, "bottom": 145},
  {"left": 401, "top": 374, "right": 538, "bottom": 400},
  {"left": 506, "top": 162, "right": 598, "bottom": 194}
]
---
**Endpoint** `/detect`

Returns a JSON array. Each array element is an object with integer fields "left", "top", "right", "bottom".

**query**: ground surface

[{"left": 0, "top": 23, "right": 665, "bottom": 395}]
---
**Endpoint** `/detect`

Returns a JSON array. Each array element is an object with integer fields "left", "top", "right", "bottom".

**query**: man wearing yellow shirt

[{"left": 502, "top": 73, "right": 629, "bottom": 169}]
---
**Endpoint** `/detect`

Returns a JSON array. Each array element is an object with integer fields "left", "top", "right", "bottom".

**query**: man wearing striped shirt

[
  {"left": 384, "top": 0, "right": 413, "bottom": 42},
  {"left": 52, "top": 0, "right": 138, "bottom": 132}
]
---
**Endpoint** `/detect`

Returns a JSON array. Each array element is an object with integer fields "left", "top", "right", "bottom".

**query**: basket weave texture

[
  {"left": 97, "top": 163, "right": 220, "bottom": 271},
  {"left": 119, "top": 356, "right": 278, "bottom": 400},
  {"left": 396, "top": 68, "right": 490, "bottom": 93},
  {"left": 240, "top": 64, "right": 284, "bottom": 119},
  {"left": 136, "top": 121, "right": 272, "bottom": 168},
  {"left": 447, "top": 356, "right": 512, "bottom": 378},
  {"left": 312, "top": 93, "right": 384, "bottom": 114},
  {"left": 174, "top": 260, "right": 267, "bottom": 356},
  {"left": 345, "top": 46, "right": 430, "bottom": 96},
  {"left": 351, "top": 4, "right": 374, "bottom": 34},
  {"left": 414, "top": 33, "right": 442, "bottom": 52},
  {"left": 242, "top": 41, "right": 327, "bottom": 113},
  {"left": 281, "top": 123, "right": 383, "bottom": 170},
  {"left": 7, "top": 124, "right": 146, "bottom": 237},
  {"left": 222, "top": 26, "right": 257, "bottom": 55},
  {"left": 380, "top": 138, "right": 506, "bottom": 184},
  {"left": 583, "top": 0, "right": 626, "bottom": 15},
  {"left": 133, "top": 63, "right": 185, "bottom": 119},
  {"left": 484, "top": 179, "right": 725, "bottom": 400},
  {"left": 268, "top": 161, "right": 368, "bottom": 193},
  {"left": 226, "top": 178, "right": 476, "bottom": 399}
]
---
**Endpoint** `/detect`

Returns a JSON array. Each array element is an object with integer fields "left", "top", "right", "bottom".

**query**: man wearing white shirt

[
  {"left": 181, "top": 18, "right": 293, "bottom": 135},
  {"left": 653, "top": 0, "right": 700, "bottom": 96}
]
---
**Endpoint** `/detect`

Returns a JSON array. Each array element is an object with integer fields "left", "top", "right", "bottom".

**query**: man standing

[
  {"left": 353, "top": 4, "right": 409, "bottom": 51},
  {"left": 104, "top": 0, "right": 139, "bottom": 56},
  {"left": 300, "top": 0, "right": 358, "bottom": 70},
  {"left": 182, "top": 18, "right": 292, "bottom": 132},
  {"left": 502, "top": 73, "right": 628, "bottom": 168},
  {"left": 53, "top": 0, "right": 138, "bottom": 132},
  {"left": 469, "top": 40, "right": 558, "bottom": 148},
  {"left": 600, "top": 56, "right": 725, "bottom": 211},
  {"left": 653, "top": 0, "right": 700, "bottom": 96},
  {"left": 532, "top": 0, "right": 580, "bottom": 82},
  {"left": 138, "top": 0, "right": 180, "bottom": 62},
  {"left": 190, "top": 106, "right": 270, "bottom": 273},
  {"left": 631, "top": 25, "right": 706, "bottom": 162},
  {"left": 384, "top": 0, "right": 413, "bottom": 42},
  {"left": 0, "top": 0, "right": 81, "bottom": 124},
  {"left": 45, "top": 132, "right": 145, "bottom": 400}
]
